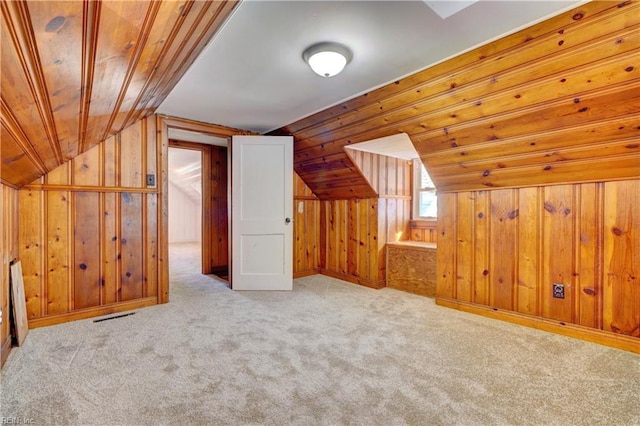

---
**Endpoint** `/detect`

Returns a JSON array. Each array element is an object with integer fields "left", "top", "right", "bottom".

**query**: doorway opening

[{"left": 168, "top": 142, "right": 229, "bottom": 283}]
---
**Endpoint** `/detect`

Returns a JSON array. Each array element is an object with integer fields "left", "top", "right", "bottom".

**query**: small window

[{"left": 413, "top": 159, "right": 437, "bottom": 219}]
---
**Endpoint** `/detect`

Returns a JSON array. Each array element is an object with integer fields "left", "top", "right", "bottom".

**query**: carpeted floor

[{"left": 1, "top": 242, "right": 639, "bottom": 425}]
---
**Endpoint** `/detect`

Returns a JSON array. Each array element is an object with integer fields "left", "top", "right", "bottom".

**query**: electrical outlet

[
  {"left": 553, "top": 283, "right": 565, "bottom": 299},
  {"left": 146, "top": 174, "right": 156, "bottom": 186}
]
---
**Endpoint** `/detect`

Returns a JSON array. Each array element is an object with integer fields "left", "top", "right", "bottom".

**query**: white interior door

[{"left": 231, "top": 135, "right": 293, "bottom": 290}]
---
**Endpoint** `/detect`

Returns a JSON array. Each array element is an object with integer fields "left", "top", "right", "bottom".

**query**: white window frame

[{"left": 413, "top": 159, "right": 437, "bottom": 220}]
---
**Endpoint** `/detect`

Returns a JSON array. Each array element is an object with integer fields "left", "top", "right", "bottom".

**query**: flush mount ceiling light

[{"left": 302, "top": 42, "right": 353, "bottom": 78}]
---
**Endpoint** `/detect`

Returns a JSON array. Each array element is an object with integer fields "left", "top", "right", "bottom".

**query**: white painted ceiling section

[
  {"left": 423, "top": 0, "right": 477, "bottom": 19},
  {"left": 158, "top": 0, "right": 584, "bottom": 134},
  {"left": 345, "top": 133, "right": 418, "bottom": 161}
]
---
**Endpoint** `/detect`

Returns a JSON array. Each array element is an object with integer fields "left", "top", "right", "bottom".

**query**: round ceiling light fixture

[{"left": 302, "top": 42, "right": 353, "bottom": 78}]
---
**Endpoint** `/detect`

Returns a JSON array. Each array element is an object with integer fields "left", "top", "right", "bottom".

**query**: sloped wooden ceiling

[
  {"left": 1, "top": 0, "right": 239, "bottom": 188},
  {"left": 276, "top": 1, "right": 639, "bottom": 196}
]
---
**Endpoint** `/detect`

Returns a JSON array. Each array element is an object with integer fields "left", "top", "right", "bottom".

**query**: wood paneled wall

[
  {"left": 319, "top": 198, "right": 384, "bottom": 287},
  {"left": 410, "top": 220, "right": 438, "bottom": 243},
  {"left": 317, "top": 152, "right": 411, "bottom": 288},
  {"left": 348, "top": 150, "right": 412, "bottom": 244},
  {"left": 437, "top": 179, "right": 639, "bottom": 351},
  {"left": 206, "top": 145, "right": 229, "bottom": 273},
  {"left": 18, "top": 116, "right": 162, "bottom": 327},
  {"left": 1, "top": 0, "right": 239, "bottom": 188},
  {"left": 1, "top": 184, "right": 19, "bottom": 366},
  {"left": 293, "top": 173, "right": 320, "bottom": 278},
  {"left": 276, "top": 1, "right": 639, "bottom": 194},
  {"left": 346, "top": 150, "right": 411, "bottom": 198}
]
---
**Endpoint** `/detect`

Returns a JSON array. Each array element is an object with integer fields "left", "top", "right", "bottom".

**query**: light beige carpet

[{"left": 1, "top": 243, "right": 638, "bottom": 425}]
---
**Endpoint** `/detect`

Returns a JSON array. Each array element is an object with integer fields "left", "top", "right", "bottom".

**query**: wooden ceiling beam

[{"left": 78, "top": 0, "right": 101, "bottom": 154}]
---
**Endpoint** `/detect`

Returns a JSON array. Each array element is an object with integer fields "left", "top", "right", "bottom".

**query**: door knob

[{"left": 285, "top": 217, "right": 292, "bottom": 224}]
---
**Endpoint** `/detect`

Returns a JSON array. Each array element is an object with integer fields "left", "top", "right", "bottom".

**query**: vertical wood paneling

[
  {"left": 1, "top": 184, "right": 19, "bottom": 365},
  {"left": 347, "top": 199, "right": 358, "bottom": 277},
  {"left": 211, "top": 146, "right": 228, "bottom": 270},
  {"left": 45, "top": 191, "right": 69, "bottom": 315},
  {"left": 146, "top": 118, "right": 157, "bottom": 187},
  {"left": 542, "top": 185, "right": 575, "bottom": 322},
  {"left": 326, "top": 201, "right": 337, "bottom": 273},
  {"left": 293, "top": 197, "right": 304, "bottom": 274},
  {"left": 603, "top": 180, "right": 639, "bottom": 337},
  {"left": 337, "top": 201, "right": 347, "bottom": 275},
  {"left": 333, "top": 201, "right": 342, "bottom": 273},
  {"left": 46, "top": 162, "right": 70, "bottom": 185},
  {"left": 120, "top": 121, "right": 143, "bottom": 188},
  {"left": 318, "top": 197, "right": 386, "bottom": 288},
  {"left": 104, "top": 135, "right": 118, "bottom": 186},
  {"left": 157, "top": 115, "right": 169, "bottom": 304},
  {"left": 73, "top": 192, "right": 101, "bottom": 309},
  {"left": 436, "top": 192, "right": 456, "bottom": 298},
  {"left": 72, "top": 147, "right": 100, "bottom": 186},
  {"left": 205, "top": 147, "right": 218, "bottom": 270},
  {"left": 517, "top": 187, "right": 540, "bottom": 315},
  {"left": 410, "top": 220, "right": 438, "bottom": 243},
  {"left": 316, "top": 151, "right": 412, "bottom": 287},
  {"left": 19, "top": 190, "right": 43, "bottom": 318},
  {"left": 103, "top": 192, "right": 118, "bottom": 305},
  {"left": 357, "top": 199, "right": 370, "bottom": 281},
  {"left": 145, "top": 194, "right": 158, "bottom": 298},
  {"left": 120, "top": 193, "right": 143, "bottom": 301},
  {"left": 576, "top": 183, "right": 601, "bottom": 328},
  {"left": 437, "top": 179, "right": 640, "bottom": 342},
  {"left": 18, "top": 117, "right": 161, "bottom": 325},
  {"left": 489, "top": 189, "right": 517, "bottom": 310},
  {"left": 473, "top": 191, "right": 489, "bottom": 305},
  {"left": 10, "top": 112, "right": 245, "bottom": 329},
  {"left": 456, "top": 192, "right": 474, "bottom": 302},
  {"left": 377, "top": 198, "right": 387, "bottom": 283},
  {"left": 318, "top": 201, "right": 327, "bottom": 271},
  {"left": 368, "top": 198, "right": 380, "bottom": 284},
  {"left": 349, "top": 151, "right": 412, "bottom": 198}
]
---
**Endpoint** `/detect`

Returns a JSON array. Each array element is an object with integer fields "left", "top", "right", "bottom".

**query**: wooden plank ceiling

[
  {"left": 1, "top": 0, "right": 239, "bottom": 188},
  {"left": 275, "top": 0, "right": 639, "bottom": 197}
]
